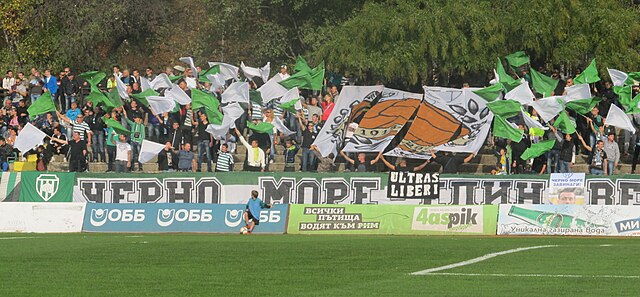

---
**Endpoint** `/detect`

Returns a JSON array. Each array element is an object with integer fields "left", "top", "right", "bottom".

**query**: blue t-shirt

[{"left": 246, "top": 197, "right": 269, "bottom": 219}]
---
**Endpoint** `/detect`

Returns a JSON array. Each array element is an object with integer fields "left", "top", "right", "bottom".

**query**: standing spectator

[
  {"left": 215, "top": 143, "right": 234, "bottom": 172},
  {"left": 62, "top": 73, "right": 80, "bottom": 110},
  {"left": 121, "top": 69, "right": 131, "bottom": 85},
  {"left": 263, "top": 109, "right": 277, "bottom": 163},
  {"left": 52, "top": 131, "right": 87, "bottom": 172},
  {"left": 586, "top": 107, "right": 604, "bottom": 148},
  {"left": 157, "top": 142, "right": 178, "bottom": 172},
  {"left": 181, "top": 103, "right": 194, "bottom": 145},
  {"left": 167, "top": 121, "right": 183, "bottom": 149},
  {"left": 130, "top": 69, "right": 142, "bottom": 87},
  {"left": 2, "top": 71, "right": 15, "bottom": 100},
  {"left": 15, "top": 100, "right": 29, "bottom": 125},
  {"left": 106, "top": 75, "right": 117, "bottom": 91},
  {"left": 178, "top": 143, "right": 196, "bottom": 172},
  {"left": 89, "top": 108, "right": 106, "bottom": 162},
  {"left": 113, "top": 134, "right": 131, "bottom": 173},
  {"left": 510, "top": 125, "right": 530, "bottom": 174},
  {"left": 602, "top": 131, "right": 620, "bottom": 175},
  {"left": 321, "top": 94, "right": 335, "bottom": 123},
  {"left": 0, "top": 137, "right": 13, "bottom": 171},
  {"left": 430, "top": 151, "right": 475, "bottom": 174},
  {"left": 303, "top": 96, "right": 323, "bottom": 122},
  {"left": 43, "top": 70, "right": 58, "bottom": 103},
  {"left": 283, "top": 139, "right": 299, "bottom": 172},
  {"left": 105, "top": 117, "right": 117, "bottom": 172},
  {"left": 311, "top": 145, "right": 336, "bottom": 173},
  {"left": 278, "top": 64, "right": 290, "bottom": 80},
  {"left": 557, "top": 132, "right": 576, "bottom": 173},
  {"left": 340, "top": 151, "right": 380, "bottom": 172},
  {"left": 235, "top": 128, "right": 266, "bottom": 172},
  {"left": 577, "top": 135, "right": 608, "bottom": 175},
  {"left": 125, "top": 111, "right": 145, "bottom": 171},
  {"left": 196, "top": 112, "right": 213, "bottom": 172},
  {"left": 28, "top": 71, "right": 44, "bottom": 103},
  {"left": 12, "top": 78, "right": 27, "bottom": 103},
  {"left": 145, "top": 67, "right": 156, "bottom": 82},
  {"left": 297, "top": 112, "right": 317, "bottom": 172}
]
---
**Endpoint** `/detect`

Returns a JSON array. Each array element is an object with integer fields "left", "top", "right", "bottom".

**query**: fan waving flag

[
  {"left": 574, "top": 59, "right": 600, "bottom": 85},
  {"left": 179, "top": 56, "right": 198, "bottom": 78},
  {"left": 150, "top": 73, "right": 173, "bottom": 90},
  {"left": 272, "top": 116, "right": 295, "bottom": 136},
  {"left": 606, "top": 104, "right": 636, "bottom": 133},
  {"left": 530, "top": 96, "right": 565, "bottom": 123},
  {"left": 114, "top": 75, "right": 130, "bottom": 99},
  {"left": 565, "top": 97, "right": 601, "bottom": 114},
  {"left": 103, "top": 117, "right": 131, "bottom": 136},
  {"left": 520, "top": 139, "right": 556, "bottom": 160},
  {"left": 78, "top": 71, "right": 106, "bottom": 87},
  {"left": 130, "top": 89, "right": 159, "bottom": 107},
  {"left": 27, "top": 92, "right": 56, "bottom": 116},
  {"left": 608, "top": 68, "right": 628, "bottom": 87},
  {"left": 166, "top": 84, "right": 192, "bottom": 105},
  {"left": 138, "top": 140, "right": 165, "bottom": 163},
  {"left": 14, "top": 123, "right": 47, "bottom": 155},
  {"left": 279, "top": 87, "right": 303, "bottom": 112},
  {"left": 241, "top": 62, "right": 270, "bottom": 82},
  {"left": 208, "top": 62, "right": 239, "bottom": 81}
]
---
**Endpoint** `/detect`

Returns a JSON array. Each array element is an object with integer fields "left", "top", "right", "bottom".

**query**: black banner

[{"left": 387, "top": 171, "right": 439, "bottom": 199}]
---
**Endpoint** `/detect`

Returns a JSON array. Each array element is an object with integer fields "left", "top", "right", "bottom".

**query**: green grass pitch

[{"left": 1, "top": 234, "right": 639, "bottom": 296}]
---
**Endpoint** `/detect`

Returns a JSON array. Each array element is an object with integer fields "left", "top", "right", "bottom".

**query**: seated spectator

[{"left": 49, "top": 126, "right": 68, "bottom": 159}]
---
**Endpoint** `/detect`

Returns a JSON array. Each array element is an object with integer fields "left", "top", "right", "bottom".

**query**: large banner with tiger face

[
  {"left": 342, "top": 88, "right": 422, "bottom": 152},
  {"left": 385, "top": 87, "right": 493, "bottom": 159}
]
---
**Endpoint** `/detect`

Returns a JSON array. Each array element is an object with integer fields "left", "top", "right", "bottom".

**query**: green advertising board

[
  {"left": 20, "top": 172, "right": 75, "bottom": 202},
  {"left": 287, "top": 204, "right": 498, "bottom": 235}
]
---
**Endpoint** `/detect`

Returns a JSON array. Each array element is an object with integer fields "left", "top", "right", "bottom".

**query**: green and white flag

[
  {"left": 114, "top": 74, "right": 130, "bottom": 99},
  {"left": 486, "top": 99, "right": 522, "bottom": 118},
  {"left": 279, "top": 87, "right": 303, "bottom": 112},
  {"left": 473, "top": 83, "right": 503, "bottom": 102},
  {"left": 493, "top": 115, "right": 523, "bottom": 142},
  {"left": 150, "top": 73, "right": 173, "bottom": 90},
  {"left": 565, "top": 97, "right": 601, "bottom": 114},
  {"left": 607, "top": 68, "right": 628, "bottom": 87},
  {"left": 208, "top": 62, "right": 239, "bottom": 81},
  {"left": 20, "top": 172, "right": 75, "bottom": 202},
  {"left": 574, "top": 59, "right": 600, "bottom": 85},
  {"left": 130, "top": 89, "right": 159, "bottom": 107}
]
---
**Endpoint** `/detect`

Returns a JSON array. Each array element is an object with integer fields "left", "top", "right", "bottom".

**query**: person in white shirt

[
  {"left": 235, "top": 128, "right": 265, "bottom": 172},
  {"left": 277, "top": 65, "right": 290, "bottom": 80},
  {"left": 2, "top": 71, "right": 15, "bottom": 100},
  {"left": 113, "top": 134, "right": 131, "bottom": 173}
]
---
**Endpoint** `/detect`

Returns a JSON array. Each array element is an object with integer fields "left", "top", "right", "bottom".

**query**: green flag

[
  {"left": 27, "top": 92, "right": 56, "bottom": 116},
  {"left": 199, "top": 65, "right": 220, "bottom": 82},
  {"left": 553, "top": 111, "right": 576, "bottom": 134},
  {"left": 473, "top": 83, "right": 504, "bottom": 102},
  {"left": 529, "top": 68, "right": 559, "bottom": 97},
  {"left": 486, "top": 99, "right": 522, "bottom": 118},
  {"left": 191, "top": 88, "right": 220, "bottom": 110},
  {"left": 203, "top": 106, "right": 224, "bottom": 125},
  {"left": 294, "top": 56, "right": 312, "bottom": 73},
  {"left": 565, "top": 97, "right": 602, "bottom": 114},
  {"left": 279, "top": 71, "right": 313, "bottom": 90},
  {"left": 625, "top": 93, "right": 640, "bottom": 114},
  {"left": 496, "top": 58, "right": 520, "bottom": 91},
  {"left": 573, "top": 59, "right": 600, "bottom": 85},
  {"left": 78, "top": 71, "right": 107, "bottom": 87},
  {"left": 493, "top": 115, "right": 523, "bottom": 142},
  {"left": 103, "top": 116, "right": 131, "bottom": 136},
  {"left": 249, "top": 89, "right": 263, "bottom": 104},
  {"left": 309, "top": 61, "right": 325, "bottom": 91},
  {"left": 614, "top": 85, "right": 632, "bottom": 107},
  {"left": 130, "top": 89, "right": 159, "bottom": 107},
  {"left": 106, "top": 88, "right": 124, "bottom": 109},
  {"left": 169, "top": 75, "right": 182, "bottom": 82},
  {"left": 247, "top": 121, "right": 274, "bottom": 134},
  {"left": 505, "top": 51, "right": 530, "bottom": 68},
  {"left": 280, "top": 98, "right": 300, "bottom": 113},
  {"left": 520, "top": 139, "right": 556, "bottom": 160},
  {"left": 85, "top": 87, "right": 113, "bottom": 110}
]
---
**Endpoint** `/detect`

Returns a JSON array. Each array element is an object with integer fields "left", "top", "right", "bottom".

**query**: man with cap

[
  {"left": 277, "top": 64, "right": 290, "bottom": 80},
  {"left": 602, "top": 130, "right": 620, "bottom": 175}
]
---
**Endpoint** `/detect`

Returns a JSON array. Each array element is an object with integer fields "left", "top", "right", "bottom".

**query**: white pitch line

[
  {"left": 0, "top": 237, "right": 39, "bottom": 240},
  {"left": 410, "top": 245, "right": 557, "bottom": 275},
  {"left": 423, "top": 272, "right": 640, "bottom": 279}
]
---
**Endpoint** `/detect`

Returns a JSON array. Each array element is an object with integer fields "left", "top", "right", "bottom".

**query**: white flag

[
  {"left": 140, "top": 77, "right": 152, "bottom": 92},
  {"left": 607, "top": 68, "right": 628, "bottom": 87},
  {"left": 138, "top": 140, "right": 165, "bottom": 163},
  {"left": 564, "top": 84, "right": 591, "bottom": 103},
  {"left": 606, "top": 104, "right": 636, "bottom": 133},
  {"left": 14, "top": 123, "right": 47, "bottom": 155},
  {"left": 150, "top": 73, "right": 172, "bottom": 90},
  {"left": 207, "top": 74, "right": 226, "bottom": 91},
  {"left": 489, "top": 69, "right": 499, "bottom": 85},
  {"left": 147, "top": 96, "right": 177, "bottom": 114},
  {"left": 530, "top": 96, "right": 566, "bottom": 123},
  {"left": 206, "top": 117, "right": 236, "bottom": 140},
  {"left": 272, "top": 116, "right": 295, "bottom": 136},
  {"left": 115, "top": 76, "right": 130, "bottom": 99},
  {"left": 184, "top": 76, "right": 197, "bottom": 89},
  {"left": 179, "top": 56, "right": 198, "bottom": 78},
  {"left": 258, "top": 75, "right": 288, "bottom": 104},
  {"left": 221, "top": 82, "right": 250, "bottom": 104},
  {"left": 522, "top": 111, "right": 548, "bottom": 131},
  {"left": 222, "top": 102, "right": 245, "bottom": 121},
  {"left": 166, "top": 84, "right": 191, "bottom": 105},
  {"left": 505, "top": 82, "right": 535, "bottom": 106},
  {"left": 208, "top": 62, "right": 239, "bottom": 81},
  {"left": 279, "top": 87, "right": 303, "bottom": 110},
  {"left": 241, "top": 62, "right": 270, "bottom": 82}
]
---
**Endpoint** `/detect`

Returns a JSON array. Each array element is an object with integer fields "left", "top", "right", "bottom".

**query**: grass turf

[{"left": 0, "top": 234, "right": 639, "bottom": 296}]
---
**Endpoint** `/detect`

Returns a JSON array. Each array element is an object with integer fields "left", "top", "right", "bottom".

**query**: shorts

[{"left": 246, "top": 209, "right": 260, "bottom": 225}]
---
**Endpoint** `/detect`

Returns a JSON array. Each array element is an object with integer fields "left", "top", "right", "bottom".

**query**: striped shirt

[
  {"left": 251, "top": 102, "right": 263, "bottom": 121},
  {"left": 272, "top": 104, "right": 284, "bottom": 119},
  {"left": 216, "top": 152, "right": 234, "bottom": 172},
  {"left": 73, "top": 120, "right": 91, "bottom": 141},
  {"left": 184, "top": 109, "right": 193, "bottom": 127}
]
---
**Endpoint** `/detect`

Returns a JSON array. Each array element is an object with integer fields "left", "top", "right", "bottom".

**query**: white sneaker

[{"left": 269, "top": 159, "right": 274, "bottom": 164}]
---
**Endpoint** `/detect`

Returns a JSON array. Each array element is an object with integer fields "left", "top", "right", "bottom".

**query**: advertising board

[{"left": 0, "top": 202, "right": 85, "bottom": 232}]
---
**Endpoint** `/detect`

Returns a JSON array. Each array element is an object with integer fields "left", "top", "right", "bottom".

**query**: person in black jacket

[
  {"left": 157, "top": 142, "right": 178, "bottom": 172},
  {"left": 510, "top": 124, "right": 530, "bottom": 174}
]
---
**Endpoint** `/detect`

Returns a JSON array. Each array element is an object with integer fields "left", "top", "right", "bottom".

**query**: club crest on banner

[{"left": 36, "top": 174, "right": 59, "bottom": 201}]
